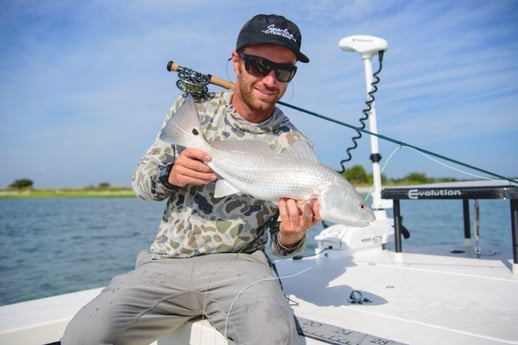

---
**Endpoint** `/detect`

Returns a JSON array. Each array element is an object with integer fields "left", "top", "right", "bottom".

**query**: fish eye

[{"left": 192, "top": 129, "right": 199, "bottom": 135}]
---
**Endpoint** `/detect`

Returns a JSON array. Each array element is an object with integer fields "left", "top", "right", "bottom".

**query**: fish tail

[{"left": 158, "top": 96, "right": 208, "bottom": 150}]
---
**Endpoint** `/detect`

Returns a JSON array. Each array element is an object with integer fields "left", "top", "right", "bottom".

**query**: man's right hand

[{"left": 169, "top": 148, "right": 217, "bottom": 187}]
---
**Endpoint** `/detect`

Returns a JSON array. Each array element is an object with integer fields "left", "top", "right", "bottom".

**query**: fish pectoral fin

[{"left": 214, "top": 179, "right": 241, "bottom": 198}]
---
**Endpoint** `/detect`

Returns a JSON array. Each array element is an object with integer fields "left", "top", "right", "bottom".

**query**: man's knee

[
  {"left": 225, "top": 298, "right": 299, "bottom": 345},
  {"left": 62, "top": 312, "right": 114, "bottom": 345},
  {"left": 61, "top": 290, "right": 126, "bottom": 345}
]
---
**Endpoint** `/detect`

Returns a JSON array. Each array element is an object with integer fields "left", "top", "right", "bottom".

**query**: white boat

[{"left": 1, "top": 35, "right": 517, "bottom": 345}]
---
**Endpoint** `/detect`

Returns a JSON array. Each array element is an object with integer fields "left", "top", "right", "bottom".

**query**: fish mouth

[
  {"left": 348, "top": 212, "right": 376, "bottom": 227},
  {"left": 352, "top": 220, "right": 373, "bottom": 227},
  {"left": 324, "top": 216, "right": 375, "bottom": 227}
]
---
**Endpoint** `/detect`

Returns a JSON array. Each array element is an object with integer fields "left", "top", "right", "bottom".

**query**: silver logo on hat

[{"left": 261, "top": 24, "right": 297, "bottom": 43}]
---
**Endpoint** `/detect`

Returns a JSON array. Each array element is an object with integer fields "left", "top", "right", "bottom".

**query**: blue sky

[{"left": 1, "top": 0, "right": 517, "bottom": 188}]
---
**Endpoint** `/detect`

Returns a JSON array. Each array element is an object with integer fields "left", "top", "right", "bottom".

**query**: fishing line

[
  {"left": 363, "top": 145, "right": 402, "bottom": 203},
  {"left": 225, "top": 57, "right": 233, "bottom": 84},
  {"left": 402, "top": 145, "right": 499, "bottom": 182},
  {"left": 363, "top": 141, "right": 513, "bottom": 203},
  {"left": 278, "top": 100, "right": 517, "bottom": 185},
  {"left": 223, "top": 266, "right": 312, "bottom": 342}
]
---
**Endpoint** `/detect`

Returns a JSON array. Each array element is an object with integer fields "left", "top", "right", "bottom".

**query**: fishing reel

[
  {"left": 166, "top": 61, "right": 235, "bottom": 97},
  {"left": 166, "top": 61, "right": 210, "bottom": 97}
]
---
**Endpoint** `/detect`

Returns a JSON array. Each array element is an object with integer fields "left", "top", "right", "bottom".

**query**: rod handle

[
  {"left": 209, "top": 75, "right": 235, "bottom": 90},
  {"left": 166, "top": 60, "right": 179, "bottom": 72}
]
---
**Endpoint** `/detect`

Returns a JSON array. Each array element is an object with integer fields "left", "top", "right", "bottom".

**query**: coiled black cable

[{"left": 337, "top": 51, "right": 385, "bottom": 174}]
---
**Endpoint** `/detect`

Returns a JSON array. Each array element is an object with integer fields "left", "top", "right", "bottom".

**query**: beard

[{"left": 236, "top": 64, "right": 287, "bottom": 117}]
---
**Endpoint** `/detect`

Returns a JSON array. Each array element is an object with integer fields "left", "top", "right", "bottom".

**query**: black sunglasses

[{"left": 238, "top": 52, "right": 297, "bottom": 83}]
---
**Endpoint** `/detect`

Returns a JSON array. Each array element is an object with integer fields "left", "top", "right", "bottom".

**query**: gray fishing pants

[{"left": 61, "top": 250, "right": 300, "bottom": 345}]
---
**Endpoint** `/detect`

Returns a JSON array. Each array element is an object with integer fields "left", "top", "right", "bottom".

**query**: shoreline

[{"left": 0, "top": 188, "right": 136, "bottom": 199}]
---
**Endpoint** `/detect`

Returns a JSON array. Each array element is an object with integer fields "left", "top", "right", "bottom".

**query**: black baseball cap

[{"left": 236, "top": 14, "right": 309, "bottom": 63}]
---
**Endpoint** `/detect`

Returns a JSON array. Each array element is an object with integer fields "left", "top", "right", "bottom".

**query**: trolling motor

[
  {"left": 338, "top": 35, "right": 390, "bottom": 213},
  {"left": 314, "top": 35, "right": 400, "bottom": 256},
  {"left": 338, "top": 35, "right": 412, "bottom": 238},
  {"left": 338, "top": 35, "right": 388, "bottom": 58}
]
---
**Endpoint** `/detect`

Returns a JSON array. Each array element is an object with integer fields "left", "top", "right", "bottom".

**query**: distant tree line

[
  {"left": 8, "top": 178, "right": 34, "bottom": 189},
  {"left": 342, "top": 165, "right": 457, "bottom": 185},
  {"left": 6, "top": 179, "right": 117, "bottom": 190}
]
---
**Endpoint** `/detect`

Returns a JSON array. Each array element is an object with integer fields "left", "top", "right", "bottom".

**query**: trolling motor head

[{"left": 339, "top": 35, "right": 388, "bottom": 59}]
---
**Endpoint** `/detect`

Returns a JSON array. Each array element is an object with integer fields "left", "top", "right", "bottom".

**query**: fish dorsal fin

[
  {"left": 214, "top": 179, "right": 242, "bottom": 198},
  {"left": 211, "top": 138, "right": 318, "bottom": 162},
  {"left": 282, "top": 140, "right": 319, "bottom": 162},
  {"left": 212, "top": 139, "right": 273, "bottom": 155}
]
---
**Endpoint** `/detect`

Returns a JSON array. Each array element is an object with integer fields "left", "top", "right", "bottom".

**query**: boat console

[{"left": 381, "top": 180, "right": 518, "bottom": 273}]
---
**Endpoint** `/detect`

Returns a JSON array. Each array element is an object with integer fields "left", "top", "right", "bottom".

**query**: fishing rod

[{"left": 166, "top": 60, "right": 518, "bottom": 185}]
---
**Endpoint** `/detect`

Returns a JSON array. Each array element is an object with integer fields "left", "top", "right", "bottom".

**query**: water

[{"left": 0, "top": 197, "right": 513, "bottom": 306}]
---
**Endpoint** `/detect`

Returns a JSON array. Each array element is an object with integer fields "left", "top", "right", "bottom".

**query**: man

[{"left": 62, "top": 14, "right": 320, "bottom": 345}]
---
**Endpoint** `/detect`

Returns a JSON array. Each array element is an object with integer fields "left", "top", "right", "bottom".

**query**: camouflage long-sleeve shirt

[{"left": 132, "top": 91, "right": 317, "bottom": 258}]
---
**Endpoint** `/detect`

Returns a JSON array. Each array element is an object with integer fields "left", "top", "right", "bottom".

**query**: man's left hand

[{"left": 278, "top": 198, "right": 321, "bottom": 248}]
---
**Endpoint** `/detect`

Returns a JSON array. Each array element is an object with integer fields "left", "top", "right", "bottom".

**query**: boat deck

[
  {"left": 1, "top": 244, "right": 516, "bottom": 345},
  {"left": 277, "top": 244, "right": 518, "bottom": 345}
]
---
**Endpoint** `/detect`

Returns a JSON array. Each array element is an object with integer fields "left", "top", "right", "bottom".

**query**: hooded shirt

[{"left": 132, "top": 91, "right": 317, "bottom": 258}]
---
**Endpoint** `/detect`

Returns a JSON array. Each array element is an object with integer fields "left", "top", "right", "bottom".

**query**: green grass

[{"left": 0, "top": 188, "right": 136, "bottom": 199}]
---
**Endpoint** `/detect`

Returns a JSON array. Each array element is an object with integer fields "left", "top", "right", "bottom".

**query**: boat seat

[{"left": 157, "top": 319, "right": 227, "bottom": 345}]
